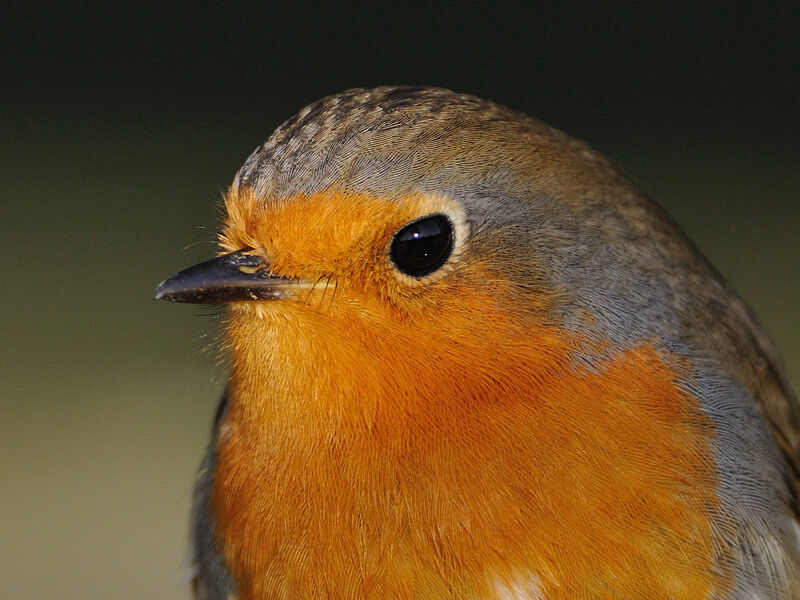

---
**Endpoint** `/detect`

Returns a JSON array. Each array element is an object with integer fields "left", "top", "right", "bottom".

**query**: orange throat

[{"left": 211, "top": 299, "right": 723, "bottom": 599}]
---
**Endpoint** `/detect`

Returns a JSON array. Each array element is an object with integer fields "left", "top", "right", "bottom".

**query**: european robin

[{"left": 155, "top": 87, "right": 800, "bottom": 599}]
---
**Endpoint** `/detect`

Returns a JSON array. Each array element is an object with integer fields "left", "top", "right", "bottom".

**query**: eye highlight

[{"left": 389, "top": 214, "right": 454, "bottom": 278}]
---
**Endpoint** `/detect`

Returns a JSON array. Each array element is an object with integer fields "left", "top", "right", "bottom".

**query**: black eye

[{"left": 389, "top": 214, "right": 454, "bottom": 277}]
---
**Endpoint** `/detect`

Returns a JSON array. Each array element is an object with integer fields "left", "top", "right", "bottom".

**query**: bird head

[{"left": 153, "top": 87, "right": 659, "bottom": 434}]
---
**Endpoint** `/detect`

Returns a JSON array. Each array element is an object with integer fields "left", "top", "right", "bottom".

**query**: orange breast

[{"left": 212, "top": 268, "right": 725, "bottom": 599}]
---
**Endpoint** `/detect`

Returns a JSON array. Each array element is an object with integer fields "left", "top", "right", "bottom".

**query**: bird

[{"left": 154, "top": 87, "right": 800, "bottom": 599}]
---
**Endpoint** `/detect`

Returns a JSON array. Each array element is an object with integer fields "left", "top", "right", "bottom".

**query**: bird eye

[{"left": 389, "top": 214, "right": 454, "bottom": 277}]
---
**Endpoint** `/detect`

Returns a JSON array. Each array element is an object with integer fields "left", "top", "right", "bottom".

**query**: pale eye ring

[{"left": 389, "top": 214, "right": 454, "bottom": 277}]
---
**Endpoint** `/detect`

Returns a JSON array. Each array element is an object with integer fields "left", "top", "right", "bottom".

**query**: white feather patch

[{"left": 494, "top": 575, "right": 547, "bottom": 600}]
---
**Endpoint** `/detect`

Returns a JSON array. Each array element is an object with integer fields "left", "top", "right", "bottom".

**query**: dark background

[{"left": 2, "top": 3, "right": 798, "bottom": 598}]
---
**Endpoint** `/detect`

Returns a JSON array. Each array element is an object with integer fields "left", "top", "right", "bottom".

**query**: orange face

[{"left": 212, "top": 186, "right": 725, "bottom": 599}]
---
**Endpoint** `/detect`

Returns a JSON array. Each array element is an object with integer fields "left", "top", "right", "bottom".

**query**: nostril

[{"left": 237, "top": 264, "right": 268, "bottom": 275}]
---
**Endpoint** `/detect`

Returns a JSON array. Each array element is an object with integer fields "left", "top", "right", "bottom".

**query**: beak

[{"left": 154, "top": 249, "right": 297, "bottom": 304}]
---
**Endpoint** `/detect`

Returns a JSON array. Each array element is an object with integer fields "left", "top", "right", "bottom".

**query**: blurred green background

[{"left": 1, "top": 3, "right": 798, "bottom": 599}]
